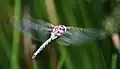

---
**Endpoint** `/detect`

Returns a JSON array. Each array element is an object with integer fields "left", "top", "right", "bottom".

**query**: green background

[{"left": 0, "top": 0, "right": 119, "bottom": 69}]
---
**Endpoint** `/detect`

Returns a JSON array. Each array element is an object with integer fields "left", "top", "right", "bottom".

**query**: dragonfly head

[{"left": 51, "top": 25, "right": 67, "bottom": 36}]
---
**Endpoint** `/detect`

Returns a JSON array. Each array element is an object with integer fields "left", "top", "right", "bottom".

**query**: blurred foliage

[
  {"left": 103, "top": 3, "right": 120, "bottom": 34},
  {"left": 0, "top": 0, "right": 120, "bottom": 69}
]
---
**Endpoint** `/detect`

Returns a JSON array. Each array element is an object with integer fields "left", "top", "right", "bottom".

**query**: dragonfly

[{"left": 11, "top": 17, "right": 106, "bottom": 59}]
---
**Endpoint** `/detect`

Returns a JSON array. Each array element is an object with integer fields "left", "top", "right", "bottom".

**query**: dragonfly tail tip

[{"left": 32, "top": 55, "right": 36, "bottom": 59}]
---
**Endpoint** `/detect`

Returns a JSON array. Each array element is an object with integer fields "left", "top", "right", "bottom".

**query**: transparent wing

[
  {"left": 57, "top": 27, "right": 106, "bottom": 46},
  {"left": 30, "top": 18, "right": 55, "bottom": 28},
  {"left": 11, "top": 17, "right": 54, "bottom": 43}
]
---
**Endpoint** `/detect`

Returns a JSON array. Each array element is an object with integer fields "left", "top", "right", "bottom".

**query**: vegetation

[{"left": 0, "top": 0, "right": 119, "bottom": 69}]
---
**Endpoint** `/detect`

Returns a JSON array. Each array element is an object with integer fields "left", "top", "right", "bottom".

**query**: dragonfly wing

[
  {"left": 57, "top": 27, "right": 106, "bottom": 46},
  {"left": 11, "top": 17, "right": 54, "bottom": 43},
  {"left": 30, "top": 18, "right": 55, "bottom": 28}
]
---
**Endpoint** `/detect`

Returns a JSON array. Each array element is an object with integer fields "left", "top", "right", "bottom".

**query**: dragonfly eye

[
  {"left": 61, "top": 25, "right": 67, "bottom": 32},
  {"left": 59, "top": 26, "right": 65, "bottom": 30},
  {"left": 59, "top": 28, "right": 63, "bottom": 30},
  {"left": 57, "top": 31, "right": 60, "bottom": 33}
]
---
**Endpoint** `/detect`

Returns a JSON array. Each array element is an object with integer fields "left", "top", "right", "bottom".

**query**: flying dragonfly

[{"left": 11, "top": 17, "right": 106, "bottom": 59}]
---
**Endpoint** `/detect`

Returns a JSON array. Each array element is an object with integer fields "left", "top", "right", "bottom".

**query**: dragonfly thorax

[{"left": 51, "top": 25, "right": 67, "bottom": 36}]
